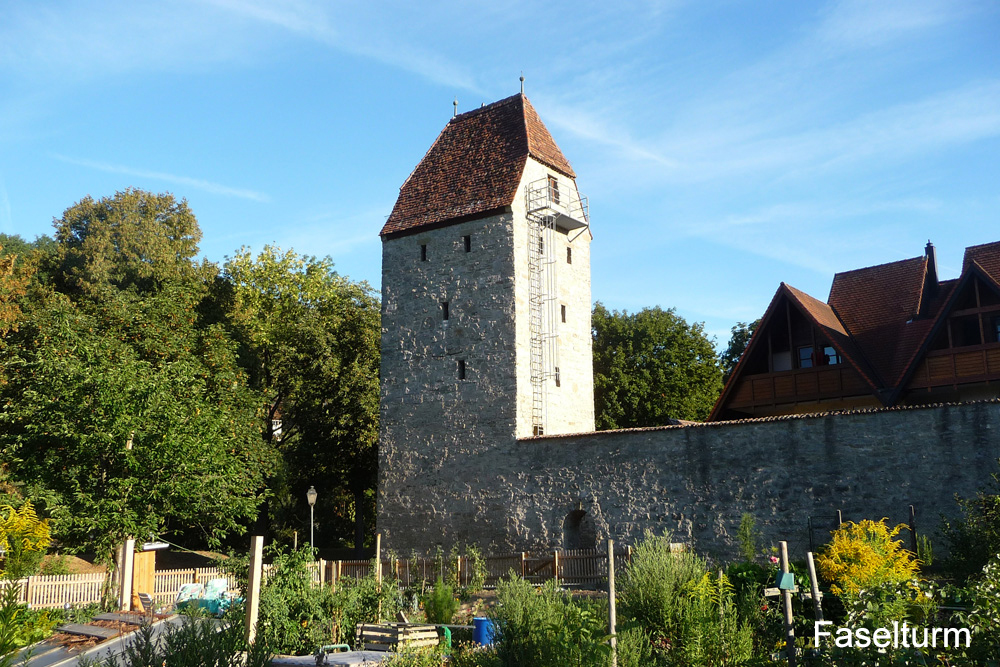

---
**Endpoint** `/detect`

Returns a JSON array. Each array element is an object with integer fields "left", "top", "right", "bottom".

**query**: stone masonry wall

[
  {"left": 380, "top": 400, "right": 1000, "bottom": 558},
  {"left": 378, "top": 214, "right": 520, "bottom": 549}
]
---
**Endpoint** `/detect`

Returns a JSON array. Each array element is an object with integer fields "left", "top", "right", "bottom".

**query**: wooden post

[
  {"left": 245, "top": 536, "right": 264, "bottom": 644},
  {"left": 806, "top": 552, "right": 824, "bottom": 622},
  {"left": 718, "top": 569, "right": 725, "bottom": 621},
  {"left": 119, "top": 538, "right": 135, "bottom": 611},
  {"left": 520, "top": 552, "right": 526, "bottom": 579},
  {"left": 319, "top": 558, "right": 326, "bottom": 587},
  {"left": 456, "top": 555, "right": 462, "bottom": 588},
  {"left": 553, "top": 550, "right": 560, "bottom": 586},
  {"left": 626, "top": 545, "right": 632, "bottom": 562},
  {"left": 909, "top": 505, "right": 918, "bottom": 555},
  {"left": 608, "top": 539, "right": 617, "bottom": 667},
  {"left": 836, "top": 510, "right": 843, "bottom": 527},
  {"left": 375, "top": 533, "right": 382, "bottom": 584},
  {"left": 293, "top": 530, "right": 297, "bottom": 551},
  {"left": 780, "top": 541, "right": 795, "bottom": 667}
]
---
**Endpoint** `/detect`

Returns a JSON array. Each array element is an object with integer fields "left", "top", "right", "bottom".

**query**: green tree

[
  {"left": 592, "top": 303, "right": 722, "bottom": 428},
  {"left": 222, "top": 246, "right": 380, "bottom": 549},
  {"left": 0, "top": 191, "right": 274, "bottom": 561},
  {"left": 720, "top": 319, "right": 760, "bottom": 383}
]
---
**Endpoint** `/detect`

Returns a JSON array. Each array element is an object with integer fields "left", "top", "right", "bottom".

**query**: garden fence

[{"left": 10, "top": 546, "right": 657, "bottom": 609}]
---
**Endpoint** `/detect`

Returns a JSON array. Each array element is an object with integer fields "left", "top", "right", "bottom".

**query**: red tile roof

[
  {"left": 381, "top": 94, "right": 575, "bottom": 238},
  {"left": 964, "top": 241, "right": 1000, "bottom": 284},
  {"left": 828, "top": 255, "right": 929, "bottom": 387}
]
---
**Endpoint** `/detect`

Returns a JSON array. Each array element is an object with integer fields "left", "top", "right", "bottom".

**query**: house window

[
  {"left": 533, "top": 424, "right": 544, "bottom": 436},
  {"left": 458, "top": 360, "right": 466, "bottom": 380},
  {"left": 567, "top": 247, "right": 572, "bottom": 264},
  {"left": 421, "top": 244, "right": 427, "bottom": 261},
  {"left": 463, "top": 235, "right": 471, "bottom": 252},
  {"left": 539, "top": 235, "right": 544, "bottom": 255},
  {"left": 555, "top": 367, "right": 561, "bottom": 387},
  {"left": 548, "top": 175, "right": 560, "bottom": 205},
  {"left": 992, "top": 315, "right": 1000, "bottom": 343},
  {"left": 442, "top": 302, "right": 449, "bottom": 321},
  {"left": 561, "top": 304, "right": 567, "bottom": 323},
  {"left": 797, "top": 346, "right": 814, "bottom": 369},
  {"left": 822, "top": 345, "right": 841, "bottom": 365}
]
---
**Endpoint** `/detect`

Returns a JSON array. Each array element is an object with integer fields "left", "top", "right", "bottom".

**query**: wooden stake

[
  {"left": 909, "top": 505, "right": 918, "bottom": 555},
  {"left": 780, "top": 541, "right": 796, "bottom": 667},
  {"left": 245, "top": 536, "right": 264, "bottom": 644},
  {"left": 553, "top": 550, "right": 560, "bottom": 586},
  {"left": 806, "top": 552, "right": 824, "bottom": 622},
  {"left": 608, "top": 539, "right": 617, "bottom": 667},
  {"left": 119, "top": 538, "right": 135, "bottom": 611}
]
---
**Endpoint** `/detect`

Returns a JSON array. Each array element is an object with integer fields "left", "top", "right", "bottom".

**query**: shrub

[
  {"left": 815, "top": 519, "right": 919, "bottom": 597},
  {"left": 0, "top": 501, "right": 51, "bottom": 579},
  {"left": 736, "top": 513, "right": 761, "bottom": 563},
  {"left": 942, "top": 483, "right": 1000, "bottom": 581},
  {"left": 956, "top": 554, "right": 1000, "bottom": 663},
  {"left": 489, "top": 575, "right": 610, "bottom": 667},
  {"left": 617, "top": 531, "right": 706, "bottom": 645},
  {"left": 330, "top": 571, "right": 401, "bottom": 648},
  {"left": 422, "top": 577, "right": 458, "bottom": 624}
]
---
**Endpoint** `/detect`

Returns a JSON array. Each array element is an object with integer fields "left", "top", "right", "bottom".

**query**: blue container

[{"left": 472, "top": 617, "right": 495, "bottom": 646}]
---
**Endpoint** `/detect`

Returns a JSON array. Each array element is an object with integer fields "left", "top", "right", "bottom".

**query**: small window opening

[
  {"left": 539, "top": 235, "right": 544, "bottom": 255},
  {"left": 533, "top": 424, "right": 544, "bottom": 436},
  {"left": 567, "top": 247, "right": 572, "bottom": 264},
  {"left": 420, "top": 244, "right": 427, "bottom": 261},
  {"left": 555, "top": 367, "right": 561, "bottom": 387},
  {"left": 797, "top": 346, "right": 813, "bottom": 369},
  {"left": 561, "top": 304, "right": 567, "bottom": 323},
  {"left": 548, "top": 175, "right": 561, "bottom": 205},
  {"left": 463, "top": 235, "right": 471, "bottom": 252},
  {"left": 442, "top": 301, "right": 449, "bottom": 321},
  {"left": 458, "top": 359, "right": 466, "bottom": 380}
]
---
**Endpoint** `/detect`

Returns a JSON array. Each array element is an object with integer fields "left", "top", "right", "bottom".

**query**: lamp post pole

[{"left": 306, "top": 486, "right": 318, "bottom": 558}]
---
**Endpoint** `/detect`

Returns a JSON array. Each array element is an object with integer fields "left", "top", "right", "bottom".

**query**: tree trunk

[{"left": 354, "top": 487, "right": 365, "bottom": 555}]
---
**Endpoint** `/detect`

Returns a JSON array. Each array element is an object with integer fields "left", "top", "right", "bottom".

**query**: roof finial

[
  {"left": 520, "top": 72, "right": 524, "bottom": 95},
  {"left": 453, "top": 97, "right": 458, "bottom": 118}
]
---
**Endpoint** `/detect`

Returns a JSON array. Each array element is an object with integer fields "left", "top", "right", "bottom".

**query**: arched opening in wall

[{"left": 563, "top": 509, "right": 596, "bottom": 551}]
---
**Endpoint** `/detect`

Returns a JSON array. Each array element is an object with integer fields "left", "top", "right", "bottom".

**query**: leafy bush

[
  {"left": 0, "top": 501, "right": 51, "bottom": 578},
  {"left": 256, "top": 546, "right": 333, "bottom": 654},
  {"left": 617, "top": 532, "right": 705, "bottom": 646},
  {"left": 422, "top": 577, "right": 458, "bottom": 624},
  {"left": 330, "top": 571, "right": 400, "bottom": 648},
  {"left": 77, "top": 613, "right": 271, "bottom": 667},
  {"left": 942, "top": 483, "right": 1000, "bottom": 581},
  {"left": 490, "top": 575, "right": 610, "bottom": 667},
  {"left": 736, "top": 513, "right": 761, "bottom": 563},
  {"left": 815, "top": 519, "right": 919, "bottom": 596},
  {"left": 956, "top": 554, "right": 1000, "bottom": 663}
]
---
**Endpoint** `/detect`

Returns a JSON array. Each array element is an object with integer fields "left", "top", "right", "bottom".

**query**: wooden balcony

[
  {"left": 907, "top": 342, "right": 1000, "bottom": 389},
  {"left": 727, "top": 364, "right": 869, "bottom": 410}
]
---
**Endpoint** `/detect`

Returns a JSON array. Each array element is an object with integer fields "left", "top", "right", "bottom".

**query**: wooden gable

[
  {"left": 901, "top": 265, "right": 1000, "bottom": 398},
  {"left": 711, "top": 284, "right": 881, "bottom": 421}
]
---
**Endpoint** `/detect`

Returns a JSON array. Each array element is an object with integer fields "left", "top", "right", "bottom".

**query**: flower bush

[{"left": 815, "top": 519, "right": 919, "bottom": 596}]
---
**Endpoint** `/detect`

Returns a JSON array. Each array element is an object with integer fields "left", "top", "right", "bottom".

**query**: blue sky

[{"left": 2, "top": 0, "right": 999, "bottom": 346}]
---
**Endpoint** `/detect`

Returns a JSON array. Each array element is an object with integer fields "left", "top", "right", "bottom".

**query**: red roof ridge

[{"left": 831, "top": 254, "right": 924, "bottom": 281}]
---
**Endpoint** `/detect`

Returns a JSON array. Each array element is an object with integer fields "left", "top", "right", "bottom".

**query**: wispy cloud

[
  {"left": 51, "top": 154, "right": 271, "bottom": 202},
  {"left": 200, "top": 0, "right": 482, "bottom": 92}
]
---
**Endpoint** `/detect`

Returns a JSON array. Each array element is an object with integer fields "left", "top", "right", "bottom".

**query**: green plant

[
  {"left": 736, "top": 513, "right": 761, "bottom": 563},
  {"left": 489, "top": 575, "right": 610, "bottom": 667},
  {"left": 384, "top": 643, "right": 447, "bottom": 666},
  {"left": 330, "top": 572, "right": 400, "bottom": 648},
  {"left": 617, "top": 531, "right": 706, "bottom": 651},
  {"left": 614, "top": 627, "right": 652, "bottom": 667},
  {"left": 422, "top": 577, "right": 458, "bottom": 624},
  {"left": 956, "top": 554, "right": 1000, "bottom": 663},
  {"left": 0, "top": 501, "right": 51, "bottom": 579},
  {"left": 464, "top": 545, "right": 487, "bottom": 595},
  {"left": 815, "top": 519, "right": 919, "bottom": 596},
  {"left": 916, "top": 533, "right": 933, "bottom": 568}
]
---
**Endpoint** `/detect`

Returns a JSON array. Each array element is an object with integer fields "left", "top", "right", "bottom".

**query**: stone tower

[{"left": 378, "top": 94, "right": 594, "bottom": 550}]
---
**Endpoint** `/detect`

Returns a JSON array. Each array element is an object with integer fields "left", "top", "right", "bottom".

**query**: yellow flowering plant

[
  {"left": 815, "top": 518, "right": 919, "bottom": 596},
  {"left": 0, "top": 501, "right": 52, "bottom": 579}
]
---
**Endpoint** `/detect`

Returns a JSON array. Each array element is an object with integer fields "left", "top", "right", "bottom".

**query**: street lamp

[{"left": 306, "top": 486, "right": 318, "bottom": 557}]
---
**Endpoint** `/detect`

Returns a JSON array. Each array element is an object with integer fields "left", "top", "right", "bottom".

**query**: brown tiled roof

[
  {"left": 828, "top": 255, "right": 928, "bottom": 387},
  {"left": 381, "top": 94, "right": 575, "bottom": 238},
  {"left": 964, "top": 241, "right": 1000, "bottom": 284},
  {"left": 783, "top": 284, "right": 880, "bottom": 390}
]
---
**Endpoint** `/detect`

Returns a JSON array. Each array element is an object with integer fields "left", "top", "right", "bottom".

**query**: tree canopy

[
  {"left": 720, "top": 319, "right": 760, "bottom": 383},
  {"left": 222, "top": 246, "right": 380, "bottom": 549},
  {"left": 0, "top": 193, "right": 274, "bottom": 561},
  {"left": 592, "top": 303, "right": 723, "bottom": 428}
]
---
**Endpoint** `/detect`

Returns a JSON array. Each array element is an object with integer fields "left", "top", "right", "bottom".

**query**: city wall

[{"left": 379, "top": 400, "right": 1000, "bottom": 558}]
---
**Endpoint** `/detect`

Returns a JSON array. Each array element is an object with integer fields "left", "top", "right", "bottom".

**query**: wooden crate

[{"left": 356, "top": 623, "right": 439, "bottom": 652}]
